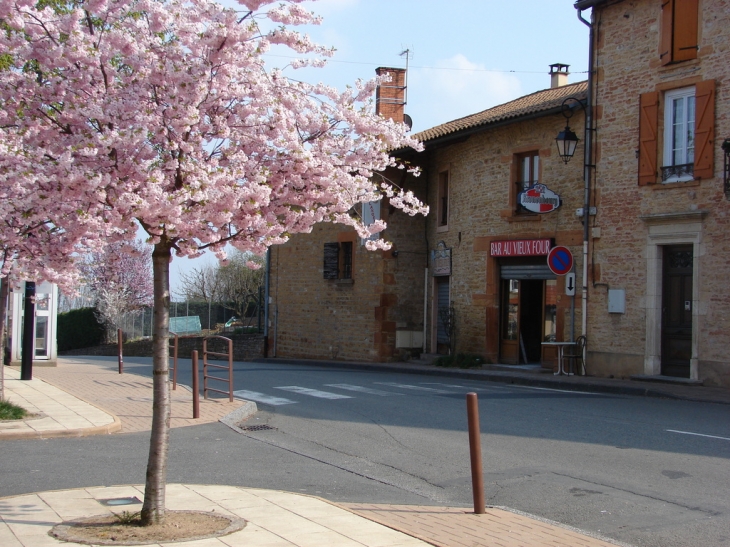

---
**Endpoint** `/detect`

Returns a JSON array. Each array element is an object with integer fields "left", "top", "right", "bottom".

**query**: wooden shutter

[
  {"left": 659, "top": 0, "right": 673, "bottom": 65},
  {"left": 694, "top": 80, "right": 715, "bottom": 179},
  {"left": 673, "top": 0, "right": 699, "bottom": 62},
  {"left": 323, "top": 242, "right": 339, "bottom": 279},
  {"left": 639, "top": 92, "right": 659, "bottom": 185}
]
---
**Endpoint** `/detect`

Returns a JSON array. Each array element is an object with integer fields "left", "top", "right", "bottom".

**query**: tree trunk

[
  {"left": 0, "top": 277, "right": 8, "bottom": 399},
  {"left": 140, "top": 240, "right": 172, "bottom": 525}
]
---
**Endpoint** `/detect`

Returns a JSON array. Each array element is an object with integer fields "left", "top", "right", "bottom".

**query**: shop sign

[
  {"left": 518, "top": 183, "right": 562, "bottom": 214},
  {"left": 432, "top": 241, "right": 451, "bottom": 276},
  {"left": 490, "top": 238, "right": 552, "bottom": 257}
]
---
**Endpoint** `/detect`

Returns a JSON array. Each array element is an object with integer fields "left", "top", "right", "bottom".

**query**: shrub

[
  {"left": 0, "top": 399, "right": 27, "bottom": 420},
  {"left": 57, "top": 307, "right": 105, "bottom": 351},
  {"left": 433, "top": 353, "right": 486, "bottom": 369}
]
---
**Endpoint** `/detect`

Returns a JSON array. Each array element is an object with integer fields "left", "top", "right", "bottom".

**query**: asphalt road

[{"left": 3, "top": 356, "right": 730, "bottom": 547}]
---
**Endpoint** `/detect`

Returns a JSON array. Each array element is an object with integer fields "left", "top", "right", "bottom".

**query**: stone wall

[
  {"left": 422, "top": 111, "right": 586, "bottom": 363},
  {"left": 60, "top": 333, "right": 265, "bottom": 362},
  {"left": 587, "top": 0, "right": 730, "bottom": 385},
  {"left": 268, "top": 165, "right": 428, "bottom": 363}
]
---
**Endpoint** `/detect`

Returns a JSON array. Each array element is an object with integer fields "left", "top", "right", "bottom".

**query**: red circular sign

[{"left": 547, "top": 246, "right": 573, "bottom": 276}]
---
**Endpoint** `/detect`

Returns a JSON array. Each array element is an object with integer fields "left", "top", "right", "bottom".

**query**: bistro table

[{"left": 541, "top": 341, "right": 577, "bottom": 376}]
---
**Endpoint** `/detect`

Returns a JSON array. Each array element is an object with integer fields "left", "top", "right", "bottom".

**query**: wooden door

[{"left": 661, "top": 245, "right": 693, "bottom": 377}]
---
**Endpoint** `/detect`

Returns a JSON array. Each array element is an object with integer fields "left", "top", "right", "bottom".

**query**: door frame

[{"left": 642, "top": 212, "right": 705, "bottom": 380}]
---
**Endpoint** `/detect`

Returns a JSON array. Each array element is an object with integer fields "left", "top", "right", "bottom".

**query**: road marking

[
  {"left": 420, "top": 382, "right": 510, "bottom": 390},
  {"left": 374, "top": 382, "right": 452, "bottom": 394},
  {"left": 666, "top": 429, "right": 730, "bottom": 441},
  {"left": 324, "top": 384, "right": 398, "bottom": 396},
  {"left": 514, "top": 385, "right": 600, "bottom": 395},
  {"left": 275, "top": 386, "right": 353, "bottom": 399},
  {"left": 233, "top": 390, "right": 296, "bottom": 406}
]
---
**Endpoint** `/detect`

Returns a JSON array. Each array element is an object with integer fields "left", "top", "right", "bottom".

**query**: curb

[
  {"left": 0, "top": 416, "right": 122, "bottom": 440},
  {"left": 219, "top": 400, "right": 259, "bottom": 431}
]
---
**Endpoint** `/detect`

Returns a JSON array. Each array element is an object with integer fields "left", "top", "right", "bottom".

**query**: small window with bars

[
  {"left": 323, "top": 242, "right": 353, "bottom": 280},
  {"left": 515, "top": 152, "right": 540, "bottom": 214}
]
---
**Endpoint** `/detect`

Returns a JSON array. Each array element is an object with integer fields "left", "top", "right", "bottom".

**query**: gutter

[{"left": 574, "top": 0, "right": 607, "bottom": 9}]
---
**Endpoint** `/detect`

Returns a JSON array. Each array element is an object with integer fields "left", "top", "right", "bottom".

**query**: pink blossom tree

[
  {"left": 0, "top": 0, "right": 426, "bottom": 524},
  {"left": 81, "top": 241, "right": 153, "bottom": 341}
]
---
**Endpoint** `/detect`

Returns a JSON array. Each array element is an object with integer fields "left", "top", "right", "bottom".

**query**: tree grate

[{"left": 239, "top": 424, "right": 276, "bottom": 431}]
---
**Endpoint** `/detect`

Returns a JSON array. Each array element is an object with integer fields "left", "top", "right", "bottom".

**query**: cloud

[{"left": 408, "top": 54, "right": 523, "bottom": 131}]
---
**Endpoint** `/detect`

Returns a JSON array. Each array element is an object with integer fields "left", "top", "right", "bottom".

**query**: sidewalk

[{"left": 0, "top": 356, "right": 639, "bottom": 546}]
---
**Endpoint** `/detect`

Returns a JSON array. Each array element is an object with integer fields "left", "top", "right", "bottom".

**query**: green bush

[
  {"left": 0, "top": 399, "right": 27, "bottom": 420},
  {"left": 57, "top": 307, "right": 105, "bottom": 351},
  {"left": 433, "top": 353, "right": 486, "bottom": 369}
]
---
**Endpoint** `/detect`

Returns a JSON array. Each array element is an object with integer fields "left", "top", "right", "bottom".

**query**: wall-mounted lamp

[
  {"left": 555, "top": 97, "right": 585, "bottom": 164},
  {"left": 722, "top": 138, "right": 730, "bottom": 198}
]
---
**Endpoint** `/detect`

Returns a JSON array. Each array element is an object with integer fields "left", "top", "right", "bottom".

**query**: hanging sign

[{"left": 518, "top": 183, "right": 562, "bottom": 214}]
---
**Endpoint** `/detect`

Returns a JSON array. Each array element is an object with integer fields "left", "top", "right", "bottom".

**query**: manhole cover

[{"left": 239, "top": 424, "right": 276, "bottom": 431}]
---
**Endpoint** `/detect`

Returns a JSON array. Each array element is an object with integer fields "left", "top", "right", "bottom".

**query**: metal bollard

[
  {"left": 117, "top": 328, "right": 123, "bottom": 374},
  {"left": 191, "top": 350, "right": 200, "bottom": 419},
  {"left": 466, "top": 392, "right": 485, "bottom": 514}
]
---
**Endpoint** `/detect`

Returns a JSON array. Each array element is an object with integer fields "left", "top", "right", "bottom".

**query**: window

[
  {"left": 638, "top": 80, "right": 715, "bottom": 186},
  {"left": 437, "top": 170, "right": 449, "bottom": 230},
  {"left": 361, "top": 200, "right": 381, "bottom": 245},
  {"left": 515, "top": 152, "right": 540, "bottom": 214},
  {"left": 662, "top": 87, "right": 695, "bottom": 182},
  {"left": 323, "top": 242, "right": 353, "bottom": 280},
  {"left": 660, "top": 0, "right": 698, "bottom": 65}
]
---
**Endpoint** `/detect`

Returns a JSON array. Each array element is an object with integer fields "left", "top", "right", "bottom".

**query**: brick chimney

[
  {"left": 549, "top": 63, "right": 570, "bottom": 88},
  {"left": 375, "top": 67, "right": 406, "bottom": 122}
]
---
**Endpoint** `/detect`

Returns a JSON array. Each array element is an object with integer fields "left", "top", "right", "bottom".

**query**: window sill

[
  {"left": 436, "top": 225, "right": 449, "bottom": 233},
  {"left": 650, "top": 179, "right": 700, "bottom": 189},
  {"left": 335, "top": 279, "right": 354, "bottom": 285}
]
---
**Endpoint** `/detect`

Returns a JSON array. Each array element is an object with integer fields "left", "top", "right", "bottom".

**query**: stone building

[
  {"left": 267, "top": 65, "right": 588, "bottom": 368},
  {"left": 575, "top": 0, "right": 730, "bottom": 387},
  {"left": 267, "top": 68, "right": 429, "bottom": 363}
]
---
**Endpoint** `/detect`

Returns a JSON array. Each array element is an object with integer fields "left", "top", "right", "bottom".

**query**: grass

[
  {"left": 0, "top": 399, "right": 28, "bottom": 420},
  {"left": 433, "top": 353, "right": 487, "bottom": 369}
]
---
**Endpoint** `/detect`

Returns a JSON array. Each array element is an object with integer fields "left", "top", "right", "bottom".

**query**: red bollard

[
  {"left": 467, "top": 392, "right": 485, "bottom": 514},
  {"left": 191, "top": 350, "right": 200, "bottom": 419},
  {"left": 117, "top": 328, "right": 123, "bottom": 374}
]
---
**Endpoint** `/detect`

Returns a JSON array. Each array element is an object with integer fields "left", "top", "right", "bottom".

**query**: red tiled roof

[{"left": 413, "top": 81, "right": 588, "bottom": 143}]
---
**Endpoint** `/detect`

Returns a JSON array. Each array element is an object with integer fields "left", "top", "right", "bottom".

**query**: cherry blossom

[{"left": 0, "top": 0, "right": 426, "bottom": 524}]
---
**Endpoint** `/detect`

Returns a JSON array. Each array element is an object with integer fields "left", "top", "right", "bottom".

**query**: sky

[{"left": 169, "top": 0, "right": 591, "bottom": 296}]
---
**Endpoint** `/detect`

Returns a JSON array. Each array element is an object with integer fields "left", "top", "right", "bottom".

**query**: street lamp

[{"left": 555, "top": 97, "right": 584, "bottom": 163}]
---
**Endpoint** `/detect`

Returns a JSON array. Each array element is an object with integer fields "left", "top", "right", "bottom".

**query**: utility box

[
  {"left": 608, "top": 289, "right": 625, "bottom": 314},
  {"left": 396, "top": 330, "right": 424, "bottom": 348}
]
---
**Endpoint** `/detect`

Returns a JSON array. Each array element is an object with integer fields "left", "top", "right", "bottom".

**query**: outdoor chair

[{"left": 564, "top": 335, "right": 587, "bottom": 375}]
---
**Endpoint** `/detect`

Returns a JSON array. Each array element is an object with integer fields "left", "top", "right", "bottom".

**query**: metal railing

[{"left": 203, "top": 336, "right": 233, "bottom": 402}]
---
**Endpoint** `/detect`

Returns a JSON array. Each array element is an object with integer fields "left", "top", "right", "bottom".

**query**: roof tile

[{"left": 414, "top": 81, "right": 588, "bottom": 143}]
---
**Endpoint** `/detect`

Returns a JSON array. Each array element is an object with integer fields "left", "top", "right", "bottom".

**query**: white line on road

[
  {"left": 374, "top": 382, "right": 452, "bottom": 394},
  {"left": 514, "top": 385, "right": 600, "bottom": 395},
  {"left": 666, "top": 429, "right": 730, "bottom": 441},
  {"left": 420, "top": 382, "right": 509, "bottom": 390},
  {"left": 275, "top": 386, "right": 353, "bottom": 399},
  {"left": 233, "top": 390, "right": 297, "bottom": 406},
  {"left": 324, "top": 384, "right": 398, "bottom": 396}
]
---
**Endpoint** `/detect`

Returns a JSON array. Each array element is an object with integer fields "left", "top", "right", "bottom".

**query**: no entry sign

[{"left": 547, "top": 246, "right": 573, "bottom": 276}]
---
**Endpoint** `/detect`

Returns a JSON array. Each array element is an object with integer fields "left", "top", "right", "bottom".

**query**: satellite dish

[{"left": 403, "top": 114, "right": 413, "bottom": 130}]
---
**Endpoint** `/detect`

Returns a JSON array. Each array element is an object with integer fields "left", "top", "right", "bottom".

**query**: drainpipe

[{"left": 576, "top": 6, "right": 596, "bottom": 341}]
